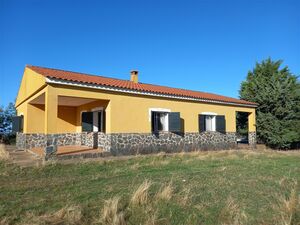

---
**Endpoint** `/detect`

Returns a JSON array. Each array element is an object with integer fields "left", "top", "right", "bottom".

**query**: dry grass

[
  {"left": 178, "top": 187, "right": 191, "bottom": 206},
  {"left": 130, "top": 162, "right": 140, "bottom": 170},
  {"left": 131, "top": 180, "right": 152, "bottom": 205},
  {"left": 156, "top": 182, "right": 173, "bottom": 201},
  {"left": 218, "top": 196, "right": 247, "bottom": 225},
  {"left": 274, "top": 182, "right": 300, "bottom": 225},
  {"left": 49, "top": 205, "right": 83, "bottom": 224},
  {"left": 144, "top": 212, "right": 158, "bottom": 225},
  {"left": 100, "top": 197, "right": 126, "bottom": 225},
  {"left": 0, "top": 218, "right": 9, "bottom": 225},
  {"left": 148, "top": 154, "right": 170, "bottom": 167},
  {"left": 0, "top": 144, "right": 9, "bottom": 161},
  {"left": 17, "top": 205, "right": 83, "bottom": 225}
]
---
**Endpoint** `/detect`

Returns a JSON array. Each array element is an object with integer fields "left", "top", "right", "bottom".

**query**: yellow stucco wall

[
  {"left": 16, "top": 87, "right": 47, "bottom": 133},
  {"left": 16, "top": 68, "right": 46, "bottom": 107},
  {"left": 27, "top": 104, "right": 45, "bottom": 133},
  {"left": 57, "top": 106, "right": 77, "bottom": 133},
  {"left": 15, "top": 69, "right": 256, "bottom": 134},
  {"left": 52, "top": 84, "right": 256, "bottom": 134}
]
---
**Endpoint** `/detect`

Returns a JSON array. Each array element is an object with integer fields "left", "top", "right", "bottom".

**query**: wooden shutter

[
  {"left": 151, "top": 111, "right": 158, "bottom": 132},
  {"left": 82, "top": 112, "right": 93, "bottom": 132},
  {"left": 198, "top": 115, "right": 206, "bottom": 132},
  {"left": 168, "top": 112, "right": 181, "bottom": 132},
  {"left": 12, "top": 116, "right": 23, "bottom": 132},
  {"left": 216, "top": 115, "right": 226, "bottom": 133},
  {"left": 102, "top": 110, "right": 106, "bottom": 133}
]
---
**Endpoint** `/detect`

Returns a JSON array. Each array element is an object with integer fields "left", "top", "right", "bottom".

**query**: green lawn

[{"left": 1, "top": 150, "right": 300, "bottom": 225}]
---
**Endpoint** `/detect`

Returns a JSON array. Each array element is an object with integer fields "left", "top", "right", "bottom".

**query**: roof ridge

[{"left": 27, "top": 65, "right": 130, "bottom": 83}]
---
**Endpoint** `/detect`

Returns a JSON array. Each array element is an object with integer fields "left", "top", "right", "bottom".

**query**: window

[
  {"left": 150, "top": 109, "right": 181, "bottom": 133},
  {"left": 151, "top": 111, "right": 169, "bottom": 132},
  {"left": 199, "top": 113, "right": 226, "bottom": 133},
  {"left": 205, "top": 115, "right": 216, "bottom": 131},
  {"left": 12, "top": 115, "right": 24, "bottom": 133},
  {"left": 82, "top": 110, "right": 105, "bottom": 132}
]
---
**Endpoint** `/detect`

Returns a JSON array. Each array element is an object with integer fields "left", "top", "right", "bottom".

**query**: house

[{"left": 14, "top": 65, "right": 257, "bottom": 158}]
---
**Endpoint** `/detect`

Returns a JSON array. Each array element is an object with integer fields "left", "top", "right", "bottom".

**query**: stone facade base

[
  {"left": 107, "top": 132, "right": 237, "bottom": 155},
  {"left": 16, "top": 131, "right": 257, "bottom": 159},
  {"left": 248, "top": 132, "right": 257, "bottom": 148}
]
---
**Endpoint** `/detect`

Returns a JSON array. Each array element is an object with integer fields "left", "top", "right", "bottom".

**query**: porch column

[
  {"left": 248, "top": 112, "right": 256, "bottom": 148},
  {"left": 44, "top": 86, "right": 58, "bottom": 159},
  {"left": 44, "top": 86, "right": 58, "bottom": 134}
]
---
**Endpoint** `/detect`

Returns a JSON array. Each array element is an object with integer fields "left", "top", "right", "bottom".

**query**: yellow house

[{"left": 14, "top": 65, "right": 257, "bottom": 158}]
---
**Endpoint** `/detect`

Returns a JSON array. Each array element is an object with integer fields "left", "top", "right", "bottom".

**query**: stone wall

[
  {"left": 98, "top": 132, "right": 111, "bottom": 152},
  {"left": 16, "top": 133, "right": 46, "bottom": 150},
  {"left": 17, "top": 131, "right": 240, "bottom": 157},
  {"left": 16, "top": 133, "right": 83, "bottom": 150},
  {"left": 81, "top": 132, "right": 98, "bottom": 148},
  {"left": 107, "top": 131, "right": 237, "bottom": 156},
  {"left": 16, "top": 132, "right": 27, "bottom": 150},
  {"left": 248, "top": 132, "right": 257, "bottom": 148}
]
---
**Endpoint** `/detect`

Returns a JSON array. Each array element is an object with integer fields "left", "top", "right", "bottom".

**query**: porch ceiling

[{"left": 30, "top": 94, "right": 99, "bottom": 106}]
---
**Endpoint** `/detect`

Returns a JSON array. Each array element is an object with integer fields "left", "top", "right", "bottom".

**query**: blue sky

[{"left": 0, "top": 0, "right": 299, "bottom": 106}]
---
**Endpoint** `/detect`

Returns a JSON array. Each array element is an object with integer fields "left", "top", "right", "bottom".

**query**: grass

[
  {"left": 0, "top": 144, "right": 9, "bottom": 161},
  {"left": 0, "top": 150, "right": 300, "bottom": 224}
]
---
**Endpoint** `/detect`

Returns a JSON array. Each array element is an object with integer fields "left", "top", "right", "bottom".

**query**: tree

[
  {"left": 0, "top": 102, "right": 17, "bottom": 144},
  {"left": 0, "top": 106, "right": 4, "bottom": 133},
  {"left": 240, "top": 58, "right": 300, "bottom": 149},
  {"left": 0, "top": 102, "right": 16, "bottom": 134}
]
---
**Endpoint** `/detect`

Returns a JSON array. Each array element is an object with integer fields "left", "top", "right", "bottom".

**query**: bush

[{"left": 0, "top": 133, "right": 16, "bottom": 145}]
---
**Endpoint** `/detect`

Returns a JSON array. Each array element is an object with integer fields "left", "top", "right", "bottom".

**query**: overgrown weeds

[
  {"left": 131, "top": 179, "right": 152, "bottom": 205},
  {"left": 18, "top": 205, "right": 83, "bottom": 225},
  {"left": 0, "top": 144, "right": 9, "bottom": 161},
  {"left": 218, "top": 196, "right": 247, "bottom": 225},
  {"left": 274, "top": 181, "right": 300, "bottom": 225},
  {"left": 156, "top": 182, "right": 173, "bottom": 201},
  {"left": 1, "top": 150, "right": 300, "bottom": 225},
  {"left": 100, "top": 197, "right": 126, "bottom": 225}
]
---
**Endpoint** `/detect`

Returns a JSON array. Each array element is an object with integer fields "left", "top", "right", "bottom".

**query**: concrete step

[
  {"left": 4, "top": 145, "right": 43, "bottom": 168},
  {"left": 5, "top": 146, "right": 18, "bottom": 150}
]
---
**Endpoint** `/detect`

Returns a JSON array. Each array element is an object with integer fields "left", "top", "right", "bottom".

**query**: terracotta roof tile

[{"left": 27, "top": 65, "right": 257, "bottom": 107}]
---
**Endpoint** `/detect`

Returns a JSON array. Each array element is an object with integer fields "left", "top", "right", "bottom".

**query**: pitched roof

[{"left": 27, "top": 65, "right": 257, "bottom": 107}]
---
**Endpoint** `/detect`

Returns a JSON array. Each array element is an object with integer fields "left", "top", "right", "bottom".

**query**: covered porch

[
  {"left": 28, "top": 93, "right": 109, "bottom": 134},
  {"left": 16, "top": 88, "right": 111, "bottom": 159}
]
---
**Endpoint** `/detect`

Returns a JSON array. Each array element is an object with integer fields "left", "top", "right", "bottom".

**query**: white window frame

[
  {"left": 149, "top": 108, "right": 171, "bottom": 132},
  {"left": 80, "top": 107, "right": 104, "bottom": 132},
  {"left": 80, "top": 110, "right": 87, "bottom": 132},
  {"left": 200, "top": 112, "right": 217, "bottom": 132}
]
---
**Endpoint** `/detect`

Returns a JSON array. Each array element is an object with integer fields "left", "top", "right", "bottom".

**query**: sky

[{"left": 0, "top": 0, "right": 299, "bottom": 107}]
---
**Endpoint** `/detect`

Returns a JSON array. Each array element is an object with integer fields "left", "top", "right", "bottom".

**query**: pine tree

[
  {"left": 0, "top": 102, "right": 16, "bottom": 134},
  {"left": 240, "top": 58, "right": 300, "bottom": 149}
]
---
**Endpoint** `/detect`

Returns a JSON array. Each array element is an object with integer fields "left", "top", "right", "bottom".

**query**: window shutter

[
  {"left": 168, "top": 112, "right": 181, "bottom": 132},
  {"left": 198, "top": 115, "right": 206, "bottom": 132},
  {"left": 82, "top": 112, "right": 93, "bottom": 132},
  {"left": 12, "top": 116, "right": 23, "bottom": 133},
  {"left": 151, "top": 111, "right": 158, "bottom": 132},
  {"left": 102, "top": 110, "right": 106, "bottom": 133},
  {"left": 216, "top": 115, "right": 226, "bottom": 133}
]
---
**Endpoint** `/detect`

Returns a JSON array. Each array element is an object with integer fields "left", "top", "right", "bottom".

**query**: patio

[{"left": 29, "top": 145, "right": 103, "bottom": 157}]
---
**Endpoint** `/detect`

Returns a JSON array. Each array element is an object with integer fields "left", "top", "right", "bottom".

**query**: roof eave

[{"left": 45, "top": 77, "right": 258, "bottom": 108}]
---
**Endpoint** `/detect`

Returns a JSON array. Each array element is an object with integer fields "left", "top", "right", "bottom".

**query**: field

[{"left": 1, "top": 149, "right": 300, "bottom": 225}]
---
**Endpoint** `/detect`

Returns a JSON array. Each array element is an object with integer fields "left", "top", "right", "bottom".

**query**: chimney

[{"left": 130, "top": 70, "right": 138, "bottom": 83}]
